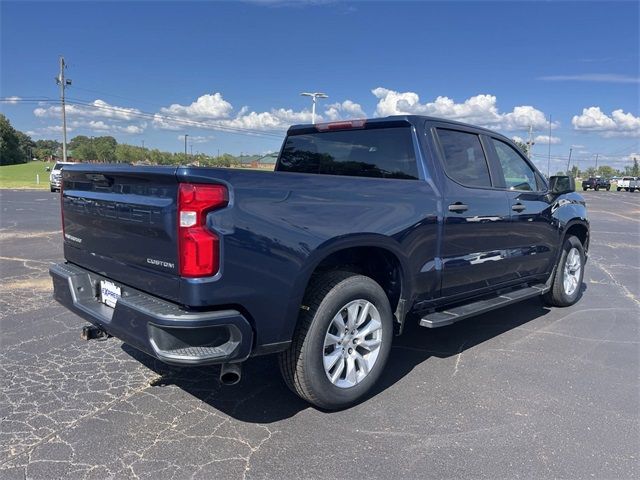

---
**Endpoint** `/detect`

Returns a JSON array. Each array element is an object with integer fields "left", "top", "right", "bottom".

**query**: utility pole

[
  {"left": 567, "top": 148, "right": 573, "bottom": 173},
  {"left": 547, "top": 114, "right": 552, "bottom": 177},
  {"left": 300, "top": 92, "right": 328, "bottom": 124},
  {"left": 595, "top": 153, "right": 599, "bottom": 172},
  {"left": 55, "top": 56, "right": 71, "bottom": 162},
  {"left": 526, "top": 124, "right": 534, "bottom": 159},
  {"left": 184, "top": 134, "right": 188, "bottom": 157},
  {"left": 141, "top": 140, "right": 145, "bottom": 149}
]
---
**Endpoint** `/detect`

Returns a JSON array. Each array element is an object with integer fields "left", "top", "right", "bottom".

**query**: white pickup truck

[{"left": 616, "top": 177, "right": 637, "bottom": 192}]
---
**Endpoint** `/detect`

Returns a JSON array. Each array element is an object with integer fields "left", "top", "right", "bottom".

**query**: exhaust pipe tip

[{"left": 219, "top": 362, "right": 242, "bottom": 386}]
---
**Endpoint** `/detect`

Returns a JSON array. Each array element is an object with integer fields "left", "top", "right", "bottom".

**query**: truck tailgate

[{"left": 61, "top": 165, "right": 181, "bottom": 302}]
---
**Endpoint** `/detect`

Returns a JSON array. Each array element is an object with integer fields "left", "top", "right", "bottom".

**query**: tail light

[{"left": 178, "top": 183, "right": 228, "bottom": 277}]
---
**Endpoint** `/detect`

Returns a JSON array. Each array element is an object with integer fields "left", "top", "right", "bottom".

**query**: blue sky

[{"left": 1, "top": 0, "right": 638, "bottom": 173}]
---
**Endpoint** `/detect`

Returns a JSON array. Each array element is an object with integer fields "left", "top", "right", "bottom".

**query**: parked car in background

[
  {"left": 629, "top": 177, "right": 639, "bottom": 192},
  {"left": 49, "top": 161, "right": 75, "bottom": 192},
  {"left": 50, "top": 115, "right": 589, "bottom": 409},
  {"left": 581, "top": 177, "right": 610, "bottom": 191},
  {"left": 616, "top": 177, "right": 635, "bottom": 191}
]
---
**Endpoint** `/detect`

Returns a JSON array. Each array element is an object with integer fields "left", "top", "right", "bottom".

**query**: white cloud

[
  {"left": 502, "top": 106, "right": 557, "bottom": 131},
  {"left": 160, "top": 93, "right": 233, "bottom": 120},
  {"left": 570, "top": 144, "right": 585, "bottom": 148},
  {"left": 34, "top": 99, "right": 143, "bottom": 122},
  {"left": 539, "top": 74, "right": 639, "bottom": 84},
  {"left": 572, "top": 107, "right": 640, "bottom": 137},
  {"left": 224, "top": 108, "right": 315, "bottom": 130},
  {"left": 2, "top": 96, "right": 21, "bottom": 104},
  {"left": 26, "top": 125, "right": 72, "bottom": 137},
  {"left": 151, "top": 91, "right": 319, "bottom": 132},
  {"left": 33, "top": 99, "right": 147, "bottom": 135},
  {"left": 67, "top": 119, "right": 146, "bottom": 135},
  {"left": 324, "top": 100, "right": 366, "bottom": 121},
  {"left": 371, "top": 87, "right": 556, "bottom": 131},
  {"left": 534, "top": 135, "right": 561, "bottom": 144}
]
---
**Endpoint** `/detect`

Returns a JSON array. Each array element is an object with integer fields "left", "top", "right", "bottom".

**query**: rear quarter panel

[{"left": 176, "top": 167, "right": 439, "bottom": 347}]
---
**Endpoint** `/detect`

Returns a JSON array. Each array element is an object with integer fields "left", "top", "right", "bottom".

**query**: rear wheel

[
  {"left": 595, "top": 186, "right": 599, "bottom": 191},
  {"left": 544, "top": 235, "right": 585, "bottom": 307},
  {"left": 280, "top": 271, "right": 393, "bottom": 410},
  {"left": 606, "top": 186, "right": 610, "bottom": 191},
  {"left": 582, "top": 187, "right": 587, "bottom": 191},
  {"left": 617, "top": 187, "right": 622, "bottom": 191}
]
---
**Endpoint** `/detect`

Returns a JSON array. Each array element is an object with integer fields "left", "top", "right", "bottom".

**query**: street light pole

[
  {"left": 300, "top": 92, "right": 328, "bottom": 124},
  {"left": 184, "top": 134, "right": 188, "bottom": 157},
  {"left": 56, "top": 56, "right": 71, "bottom": 162}
]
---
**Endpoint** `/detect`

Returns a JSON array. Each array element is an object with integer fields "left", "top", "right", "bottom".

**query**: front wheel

[
  {"left": 544, "top": 235, "right": 585, "bottom": 307},
  {"left": 617, "top": 187, "right": 622, "bottom": 191},
  {"left": 582, "top": 187, "right": 587, "bottom": 191},
  {"left": 280, "top": 271, "right": 393, "bottom": 410},
  {"left": 606, "top": 186, "right": 610, "bottom": 191}
]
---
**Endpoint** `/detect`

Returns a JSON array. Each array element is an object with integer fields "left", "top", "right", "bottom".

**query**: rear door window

[
  {"left": 436, "top": 129, "right": 492, "bottom": 188},
  {"left": 278, "top": 127, "right": 419, "bottom": 180}
]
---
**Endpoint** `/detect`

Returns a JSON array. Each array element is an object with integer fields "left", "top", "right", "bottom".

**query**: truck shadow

[{"left": 122, "top": 294, "right": 574, "bottom": 423}]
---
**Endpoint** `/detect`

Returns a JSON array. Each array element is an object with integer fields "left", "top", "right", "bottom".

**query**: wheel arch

[{"left": 281, "top": 234, "right": 413, "bottom": 342}]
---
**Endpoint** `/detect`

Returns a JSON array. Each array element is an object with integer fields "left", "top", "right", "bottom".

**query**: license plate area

[{"left": 99, "top": 280, "right": 121, "bottom": 308}]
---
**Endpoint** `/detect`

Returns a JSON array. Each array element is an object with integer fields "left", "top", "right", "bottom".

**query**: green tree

[
  {"left": 73, "top": 142, "right": 97, "bottom": 161},
  {"left": 15, "top": 130, "right": 35, "bottom": 160},
  {"left": 632, "top": 158, "right": 639, "bottom": 176},
  {"left": 0, "top": 114, "right": 26, "bottom": 165},
  {"left": 596, "top": 165, "right": 616, "bottom": 178},
  {"left": 513, "top": 140, "right": 530, "bottom": 158},
  {"left": 93, "top": 136, "right": 117, "bottom": 162},
  {"left": 34, "top": 139, "right": 61, "bottom": 160},
  {"left": 569, "top": 165, "right": 580, "bottom": 178}
]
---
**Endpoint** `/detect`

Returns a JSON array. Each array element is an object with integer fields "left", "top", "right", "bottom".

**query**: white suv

[{"left": 49, "top": 161, "right": 75, "bottom": 192}]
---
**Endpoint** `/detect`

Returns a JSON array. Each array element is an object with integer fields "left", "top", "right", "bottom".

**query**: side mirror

[{"left": 549, "top": 175, "right": 575, "bottom": 194}]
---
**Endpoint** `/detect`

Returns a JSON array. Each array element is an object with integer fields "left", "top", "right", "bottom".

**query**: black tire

[
  {"left": 50, "top": 187, "right": 55, "bottom": 192},
  {"left": 279, "top": 271, "right": 393, "bottom": 410},
  {"left": 606, "top": 186, "right": 610, "bottom": 191},
  {"left": 594, "top": 186, "right": 599, "bottom": 191},
  {"left": 543, "top": 235, "right": 585, "bottom": 307},
  {"left": 582, "top": 187, "right": 587, "bottom": 191},
  {"left": 617, "top": 187, "right": 622, "bottom": 191}
]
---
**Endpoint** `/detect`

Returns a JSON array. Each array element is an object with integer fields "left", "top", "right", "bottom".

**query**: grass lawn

[{"left": 0, "top": 161, "right": 53, "bottom": 189}]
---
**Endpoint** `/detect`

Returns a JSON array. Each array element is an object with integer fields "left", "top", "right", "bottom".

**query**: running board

[{"left": 419, "top": 284, "right": 548, "bottom": 328}]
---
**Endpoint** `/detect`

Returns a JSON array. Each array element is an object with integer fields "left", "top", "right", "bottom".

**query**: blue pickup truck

[{"left": 51, "top": 116, "right": 589, "bottom": 409}]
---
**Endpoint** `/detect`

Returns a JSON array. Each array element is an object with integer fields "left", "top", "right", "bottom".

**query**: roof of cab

[{"left": 287, "top": 115, "right": 508, "bottom": 139}]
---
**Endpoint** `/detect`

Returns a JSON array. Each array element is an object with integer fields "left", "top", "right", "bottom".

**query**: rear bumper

[{"left": 50, "top": 262, "right": 253, "bottom": 366}]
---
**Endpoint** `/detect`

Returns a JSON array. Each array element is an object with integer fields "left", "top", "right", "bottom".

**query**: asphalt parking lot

[{"left": 1, "top": 188, "right": 638, "bottom": 479}]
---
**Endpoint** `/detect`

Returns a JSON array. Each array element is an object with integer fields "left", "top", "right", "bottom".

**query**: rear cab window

[{"left": 277, "top": 126, "right": 419, "bottom": 180}]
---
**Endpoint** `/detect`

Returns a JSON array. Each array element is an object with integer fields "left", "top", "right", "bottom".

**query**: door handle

[
  {"left": 512, "top": 203, "right": 526, "bottom": 212},
  {"left": 448, "top": 202, "right": 469, "bottom": 213}
]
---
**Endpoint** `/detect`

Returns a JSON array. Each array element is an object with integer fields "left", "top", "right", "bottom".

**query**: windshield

[{"left": 277, "top": 127, "right": 419, "bottom": 180}]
